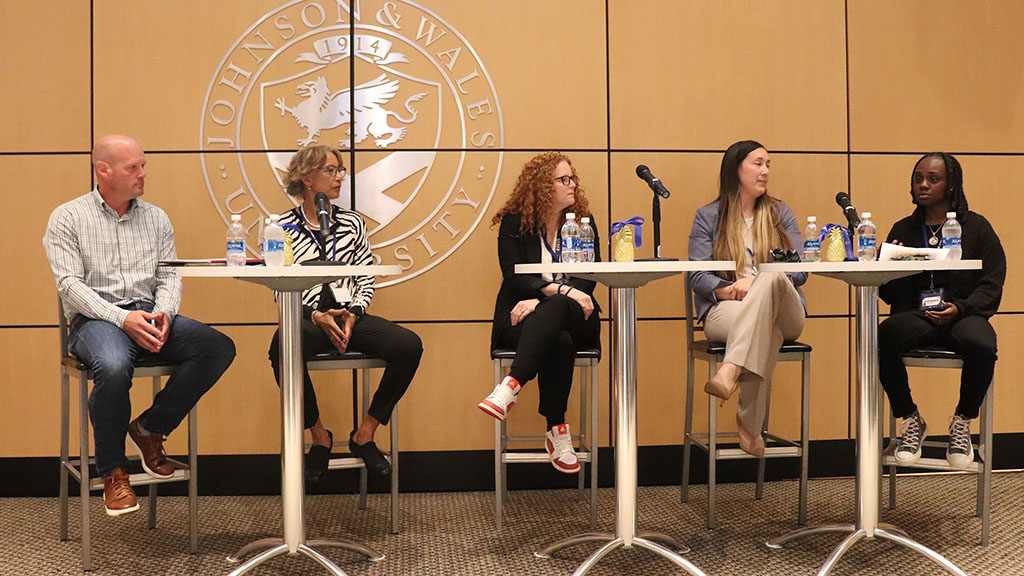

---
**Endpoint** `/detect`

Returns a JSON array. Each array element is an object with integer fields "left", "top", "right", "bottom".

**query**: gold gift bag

[
  {"left": 821, "top": 227, "right": 848, "bottom": 262},
  {"left": 283, "top": 230, "right": 295, "bottom": 266},
  {"left": 612, "top": 226, "right": 635, "bottom": 262}
]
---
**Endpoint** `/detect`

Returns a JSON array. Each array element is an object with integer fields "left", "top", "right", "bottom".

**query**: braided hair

[{"left": 912, "top": 152, "right": 968, "bottom": 219}]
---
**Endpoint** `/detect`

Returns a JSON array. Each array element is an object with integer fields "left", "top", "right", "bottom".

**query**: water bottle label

[
  {"left": 858, "top": 237, "right": 875, "bottom": 250},
  {"left": 581, "top": 239, "right": 594, "bottom": 252},
  {"left": 941, "top": 237, "right": 961, "bottom": 249},
  {"left": 227, "top": 240, "right": 245, "bottom": 252},
  {"left": 803, "top": 239, "right": 819, "bottom": 250},
  {"left": 265, "top": 239, "right": 284, "bottom": 252},
  {"left": 560, "top": 237, "right": 580, "bottom": 253}
]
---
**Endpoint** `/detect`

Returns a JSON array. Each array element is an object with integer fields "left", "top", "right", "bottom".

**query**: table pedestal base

[
  {"left": 766, "top": 523, "right": 965, "bottom": 576},
  {"left": 227, "top": 537, "right": 385, "bottom": 576},
  {"left": 536, "top": 531, "right": 700, "bottom": 576}
]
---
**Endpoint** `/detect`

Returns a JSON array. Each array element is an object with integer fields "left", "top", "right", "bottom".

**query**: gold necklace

[{"left": 926, "top": 223, "right": 941, "bottom": 246}]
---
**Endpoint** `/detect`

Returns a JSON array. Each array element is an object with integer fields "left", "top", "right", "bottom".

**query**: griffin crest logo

[
  {"left": 200, "top": 0, "right": 503, "bottom": 287},
  {"left": 274, "top": 74, "right": 428, "bottom": 148}
]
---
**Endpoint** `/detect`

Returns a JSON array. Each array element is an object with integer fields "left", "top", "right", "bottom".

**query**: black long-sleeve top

[
  {"left": 490, "top": 212, "right": 601, "bottom": 350},
  {"left": 879, "top": 209, "right": 1005, "bottom": 319}
]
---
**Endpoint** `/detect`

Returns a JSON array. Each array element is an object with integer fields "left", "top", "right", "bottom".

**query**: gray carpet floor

[{"left": 4, "top": 472, "right": 1023, "bottom": 575}]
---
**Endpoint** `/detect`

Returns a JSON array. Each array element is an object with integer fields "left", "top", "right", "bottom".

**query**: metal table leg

[
  {"left": 536, "top": 287, "right": 705, "bottom": 576},
  {"left": 227, "top": 292, "right": 383, "bottom": 575}
]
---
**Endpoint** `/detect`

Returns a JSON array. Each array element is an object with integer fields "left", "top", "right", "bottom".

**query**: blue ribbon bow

[
  {"left": 818, "top": 223, "right": 856, "bottom": 261},
  {"left": 610, "top": 217, "right": 644, "bottom": 248}
]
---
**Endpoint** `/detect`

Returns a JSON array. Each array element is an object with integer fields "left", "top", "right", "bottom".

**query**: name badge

[
  {"left": 918, "top": 288, "right": 945, "bottom": 311},
  {"left": 330, "top": 282, "right": 352, "bottom": 305}
]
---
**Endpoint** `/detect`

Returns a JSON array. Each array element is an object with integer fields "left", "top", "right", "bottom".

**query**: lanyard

[
  {"left": 920, "top": 224, "right": 937, "bottom": 290},
  {"left": 542, "top": 233, "right": 560, "bottom": 263}
]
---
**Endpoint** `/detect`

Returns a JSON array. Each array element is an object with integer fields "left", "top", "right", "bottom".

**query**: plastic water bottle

[
  {"left": 941, "top": 211, "right": 962, "bottom": 260},
  {"left": 560, "top": 213, "right": 581, "bottom": 263},
  {"left": 856, "top": 212, "right": 876, "bottom": 261},
  {"left": 803, "top": 216, "right": 820, "bottom": 262},
  {"left": 257, "top": 217, "right": 269, "bottom": 256},
  {"left": 226, "top": 214, "right": 247, "bottom": 266},
  {"left": 263, "top": 215, "right": 286, "bottom": 266},
  {"left": 579, "top": 217, "right": 595, "bottom": 263}
]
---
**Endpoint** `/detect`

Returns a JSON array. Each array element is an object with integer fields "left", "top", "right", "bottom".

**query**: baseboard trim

[{"left": 4, "top": 433, "right": 1022, "bottom": 497}]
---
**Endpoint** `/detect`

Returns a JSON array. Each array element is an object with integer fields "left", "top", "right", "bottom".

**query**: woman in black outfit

[
  {"left": 478, "top": 151, "right": 600, "bottom": 474},
  {"left": 879, "top": 152, "right": 1005, "bottom": 470},
  {"left": 268, "top": 145, "right": 423, "bottom": 483}
]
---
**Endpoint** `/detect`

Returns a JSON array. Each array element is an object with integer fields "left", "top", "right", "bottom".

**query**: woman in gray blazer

[{"left": 687, "top": 140, "right": 807, "bottom": 456}]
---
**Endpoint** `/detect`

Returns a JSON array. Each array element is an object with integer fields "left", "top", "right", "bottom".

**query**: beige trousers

[{"left": 704, "top": 272, "right": 805, "bottom": 435}]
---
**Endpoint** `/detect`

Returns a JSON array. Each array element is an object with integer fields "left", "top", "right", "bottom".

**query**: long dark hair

[
  {"left": 911, "top": 152, "right": 968, "bottom": 219},
  {"left": 712, "top": 140, "right": 789, "bottom": 278}
]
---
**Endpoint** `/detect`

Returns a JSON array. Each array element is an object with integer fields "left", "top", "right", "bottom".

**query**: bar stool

[
  {"left": 306, "top": 350, "right": 398, "bottom": 534},
  {"left": 58, "top": 300, "right": 197, "bottom": 571},
  {"left": 491, "top": 348, "right": 600, "bottom": 531},
  {"left": 882, "top": 346, "right": 994, "bottom": 545},
  {"left": 680, "top": 276, "right": 811, "bottom": 529}
]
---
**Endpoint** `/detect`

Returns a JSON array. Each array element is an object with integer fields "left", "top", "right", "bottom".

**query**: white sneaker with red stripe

[
  {"left": 545, "top": 423, "right": 580, "bottom": 474},
  {"left": 478, "top": 375, "right": 521, "bottom": 421}
]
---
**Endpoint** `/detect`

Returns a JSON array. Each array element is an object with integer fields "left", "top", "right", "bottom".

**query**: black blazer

[{"left": 490, "top": 212, "right": 601, "bottom": 350}]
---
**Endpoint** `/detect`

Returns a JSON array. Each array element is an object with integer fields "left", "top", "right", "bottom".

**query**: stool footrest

[
  {"left": 883, "top": 455, "right": 981, "bottom": 473},
  {"left": 327, "top": 454, "right": 393, "bottom": 471},
  {"left": 503, "top": 451, "right": 593, "bottom": 464}
]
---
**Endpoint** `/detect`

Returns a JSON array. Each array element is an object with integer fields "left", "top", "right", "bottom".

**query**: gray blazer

[{"left": 687, "top": 199, "right": 808, "bottom": 321}]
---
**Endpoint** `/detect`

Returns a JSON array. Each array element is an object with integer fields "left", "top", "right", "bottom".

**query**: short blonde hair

[{"left": 283, "top": 145, "right": 343, "bottom": 196}]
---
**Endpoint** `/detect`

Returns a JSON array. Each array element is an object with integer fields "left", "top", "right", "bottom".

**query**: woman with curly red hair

[{"left": 477, "top": 152, "right": 601, "bottom": 474}]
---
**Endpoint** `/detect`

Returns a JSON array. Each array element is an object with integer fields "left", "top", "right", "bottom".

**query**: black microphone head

[
  {"left": 314, "top": 192, "right": 329, "bottom": 205},
  {"left": 636, "top": 165, "right": 650, "bottom": 178},
  {"left": 835, "top": 191, "right": 851, "bottom": 207}
]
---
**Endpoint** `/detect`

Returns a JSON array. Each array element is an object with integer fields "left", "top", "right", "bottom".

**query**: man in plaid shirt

[{"left": 44, "top": 135, "right": 235, "bottom": 516}]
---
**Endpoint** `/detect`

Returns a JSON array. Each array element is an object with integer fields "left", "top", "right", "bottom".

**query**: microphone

[
  {"left": 835, "top": 192, "right": 861, "bottom": 228},
  {"left": 314, "top": 192, "right": 332, "bottom": 234},
  {"left": 635, "top": 165, "right": 670, "bottom": 198}
]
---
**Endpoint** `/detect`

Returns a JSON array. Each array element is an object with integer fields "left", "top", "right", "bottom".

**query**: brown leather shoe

[
  {"left": 127, "top": 418, "right": 174, "bottom": 479},
  {"left": 103, "top": 468, "right": 139, "bottom": 517}
]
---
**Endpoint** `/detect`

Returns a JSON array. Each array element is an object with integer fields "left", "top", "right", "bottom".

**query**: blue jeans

[{"left": 69, "top": 302, "right": 235, "bottom": 478}]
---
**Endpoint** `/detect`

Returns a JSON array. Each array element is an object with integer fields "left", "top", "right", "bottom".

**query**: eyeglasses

[
  {"left": 322, "top": 165, "right": 347, "bottom": 178},
  {"left": 553, "top": 174, "right": 578, "bottom": 186},
  {"left": 770, "top": 249, "right": 801, "bottom": 263}
]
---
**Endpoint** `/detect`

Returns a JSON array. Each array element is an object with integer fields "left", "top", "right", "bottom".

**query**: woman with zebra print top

[{"left": 268, "top": 145, "right": 423, "bottom": 483}]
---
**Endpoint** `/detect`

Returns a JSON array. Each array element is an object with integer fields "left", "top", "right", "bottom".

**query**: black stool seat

[
  {"left": 902, "top": 346, "right": 963, "bottom": 361},
  {"left": 491, "top": 348, "right": 601, "bottom": 361},
  {"left": 309, "top": 350, "right": 382, "bottom": 362},
  {"left": 690, "top": 340, "right": 812, "bottom": 355}
]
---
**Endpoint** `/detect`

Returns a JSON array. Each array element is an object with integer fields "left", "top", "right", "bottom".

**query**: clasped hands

[
  {"left": 714, "top": 273, "right": 757, "bottom": 302},
  {"left": 313, "top": 308, "right": 358, "bottom": 352},
  {"left": 123, "top": 310, "right": 170, "bottom": 353}
]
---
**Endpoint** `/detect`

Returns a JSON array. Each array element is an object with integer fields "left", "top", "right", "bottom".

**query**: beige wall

[{"left": 2, "top": 0, "right": 1021, "bottom": 459}]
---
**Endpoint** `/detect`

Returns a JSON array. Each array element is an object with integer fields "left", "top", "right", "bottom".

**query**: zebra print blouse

[{"left": 279, "top": 205, "right": 375, "bottom": 316}]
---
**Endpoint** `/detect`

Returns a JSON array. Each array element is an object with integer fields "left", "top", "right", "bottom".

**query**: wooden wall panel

[
  {"left": 5, "top": 0, "right": 1024, "bottom": 465},
  {"left": 608, "top": 0, "right": 847, "bottom": 151},
  {"left": 5, "top": 155, "right": 93, "bottom": 326},
  {"left": 0, "top": 1, "right": 91, "bottom": 152},
  {"left": 848, "top": 0, "right": 1024, "bottom": 153}
]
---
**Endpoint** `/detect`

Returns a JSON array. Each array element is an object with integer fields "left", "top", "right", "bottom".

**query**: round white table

[
  {"left": 759, "top": 260, "right": 981, "bottom": 576},
  {"left": 171, "top": 264, "right": 401, "bottom": 576},
  {"left": 517, "top": 261, "right": 734, "bottom": 576}
]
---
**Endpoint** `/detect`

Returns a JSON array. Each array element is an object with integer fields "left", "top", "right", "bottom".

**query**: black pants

[
  {"left": 269, "top": 313, "right": 422, "bottom": 429},
  {"left": 878, "top": 311, "right": 996, "bottom": 420},
  {"left": 495, "top": 294, "right": 600, "bottom": 428}
]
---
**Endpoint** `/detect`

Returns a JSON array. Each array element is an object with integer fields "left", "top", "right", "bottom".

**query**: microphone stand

[
  {"left": 300, "top": 228, "right": 336, "bottom": 266},
  {"left": 636, "top": 189, "right": 677, "bottom": 262}
]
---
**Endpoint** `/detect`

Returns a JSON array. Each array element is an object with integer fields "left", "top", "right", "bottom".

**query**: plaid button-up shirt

[{"left": 44, "top": 188, "right": 182, "bottom": 327}]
